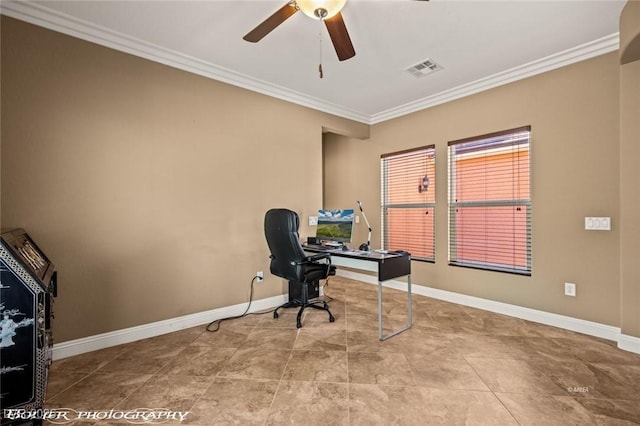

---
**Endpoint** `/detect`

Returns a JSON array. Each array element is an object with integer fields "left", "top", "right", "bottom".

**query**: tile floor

[{"left": 46, "top": 276, "right": 640, "bottom": 425}]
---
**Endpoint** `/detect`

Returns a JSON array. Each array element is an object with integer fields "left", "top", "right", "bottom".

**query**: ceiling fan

[{"left": 243, "top": 0, "right": 356, "bottom": 62}]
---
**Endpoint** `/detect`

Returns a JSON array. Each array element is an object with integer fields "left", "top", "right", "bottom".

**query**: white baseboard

[
  {"left": 52, "top": 294, "right": 287, "bottom": 360},
  {"left": 618, "top": 333, "right": 640, "bottom": 354},
  {"left": 336, "top": 270, "right": 639, "bottom": 355},
  {"left": 53, "top": 273, "right": 640, "bottom": 359}
]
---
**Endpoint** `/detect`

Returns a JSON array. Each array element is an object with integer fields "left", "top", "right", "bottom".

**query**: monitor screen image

[{"left": 316, "top": 209, "right": 355, "bottom": 243}]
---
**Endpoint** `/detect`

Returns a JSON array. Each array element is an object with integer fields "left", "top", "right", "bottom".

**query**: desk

[{"left": 303, "top": 246, "right": 412, "bottom": 340}]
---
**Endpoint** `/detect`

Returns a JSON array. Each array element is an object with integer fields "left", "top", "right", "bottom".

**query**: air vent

[{"left": 406, "top": 58, "right": 443, "bottom": 78}]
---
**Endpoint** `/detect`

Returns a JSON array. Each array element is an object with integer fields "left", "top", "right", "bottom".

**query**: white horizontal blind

[
  {"left": 381, "top": 145, "right": 435, "bottom": 261},
  {"left": 448, "top": 126, "right": 531, "bottom": 275}
]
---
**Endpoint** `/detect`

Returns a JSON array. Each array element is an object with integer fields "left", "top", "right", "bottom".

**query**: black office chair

[{"left": 264, "top": 208, "right": 336, "bottom": 328}]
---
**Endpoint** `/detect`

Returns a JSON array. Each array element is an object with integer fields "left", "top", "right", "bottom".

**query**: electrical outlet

[
  {"left": 309, "top": 216, "right": 318, "bottom": 226},
  {"left": 257, "top": 271, "right": 263, "bottom": 282},
  {"left": 564, "top": 282, "right": 576, "bottom": 297}
]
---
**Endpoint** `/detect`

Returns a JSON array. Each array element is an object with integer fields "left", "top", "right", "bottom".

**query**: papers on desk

[
  {"left": 340, "top": 250, "right": 369, "bottom": 255},
  {"left": 337, "top": 250, "right": 404, "bottom": 259}
]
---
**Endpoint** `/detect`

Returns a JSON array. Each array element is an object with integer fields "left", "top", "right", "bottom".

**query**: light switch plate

[
  {"left": 585, "top": 217, "right": 611, "bottom": 231},
  {"left": 309, "top": 216, "right": 318, "bottom": 226}
]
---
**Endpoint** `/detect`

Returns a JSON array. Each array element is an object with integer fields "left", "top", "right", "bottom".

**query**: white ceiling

[{"left": 1, "top": 0, "right": 626, "bottom": 124}]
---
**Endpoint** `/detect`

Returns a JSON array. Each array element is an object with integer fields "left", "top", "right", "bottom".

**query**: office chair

[{"left": 264, "top": 208, "right": 336, "bottom": 328}]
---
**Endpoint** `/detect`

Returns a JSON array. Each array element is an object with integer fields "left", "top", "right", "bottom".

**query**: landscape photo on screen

[{"left": 316, "top": 209, "right": 355, "bottom": 241}]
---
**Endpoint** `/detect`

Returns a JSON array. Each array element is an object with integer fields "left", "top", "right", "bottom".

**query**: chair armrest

[
  {"left": 306, "top": 253, "right": 331, "bottom": 263},
  {"left": 292, "top": 253, "right": 331, "bottom": 265}
]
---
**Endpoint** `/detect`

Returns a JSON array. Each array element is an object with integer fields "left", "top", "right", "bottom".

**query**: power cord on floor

[
  {"left": 205, "top": 275, "right": 334, "bottom": 332},
  {"left": 206, "top": 275, "right": 263, "bottom": 332},
  {"left": 321, "top": 276, "right": 333, "bottom": 303}
]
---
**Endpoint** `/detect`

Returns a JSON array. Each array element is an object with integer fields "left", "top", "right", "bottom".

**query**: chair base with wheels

[{"left": 273, "top": 280, "right": 335, "bottom": 328}]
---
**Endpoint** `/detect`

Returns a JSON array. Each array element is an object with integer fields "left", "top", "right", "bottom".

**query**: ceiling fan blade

[
  {"left": 324, "top": 12, "right": 355, "bottom": 61},
  {"left": 243, "top": 2, "right": 298, "bottom": 43}
]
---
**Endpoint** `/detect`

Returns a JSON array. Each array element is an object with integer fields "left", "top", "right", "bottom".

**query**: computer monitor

[{"left": 316, "top": 209, "right": 355, "bottom": 244}]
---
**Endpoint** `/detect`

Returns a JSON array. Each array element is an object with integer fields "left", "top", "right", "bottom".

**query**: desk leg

[
  {"left": 378, "top": 281, "right": 383, "bottom": 339},
  {"left": 378, "top": 274, "right": 413, "bottom": 341}
]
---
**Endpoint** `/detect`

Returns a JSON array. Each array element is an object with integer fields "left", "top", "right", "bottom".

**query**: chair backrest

[{"left": 264, "top": 208, "right": 307, "bottom": 282}]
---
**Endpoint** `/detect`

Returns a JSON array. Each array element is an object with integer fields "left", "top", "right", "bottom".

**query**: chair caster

[
  {"left": 274, "top": 311, "right": 279, "bottom": 319},
  {"left": 296, "top": 321, "right": 302, "bottom": 328},
  {"left": 329, "top": 314, "right": 335, "bottom": 322}
]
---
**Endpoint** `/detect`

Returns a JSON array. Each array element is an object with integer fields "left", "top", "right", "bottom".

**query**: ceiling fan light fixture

[{"left": 296, "top": 0, "right": 347, "bottom": 20}]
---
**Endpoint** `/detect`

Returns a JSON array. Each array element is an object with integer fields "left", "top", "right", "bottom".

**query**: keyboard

[{"left": 303, "top": 243, "right": 334, "bottom": 251}]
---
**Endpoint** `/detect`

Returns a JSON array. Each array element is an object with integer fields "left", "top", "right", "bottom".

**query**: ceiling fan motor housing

[{"left": 296, "top": 0, "right": 347, "bottom": 20}]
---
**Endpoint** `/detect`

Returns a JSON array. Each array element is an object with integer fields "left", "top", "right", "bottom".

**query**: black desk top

[{"left": 302, "top": 244, "right": 410, "bottom": 264}]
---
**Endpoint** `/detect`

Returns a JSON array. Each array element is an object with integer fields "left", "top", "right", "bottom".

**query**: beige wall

[
  {"left": 326, "top": 52, "right": 622, "bottom": 327},
  {"left": 0, "top": 17, "right": 367, "bottom": 343},
  {"left": 1, "top": 11, "right": 634, "bottom": 343},
  {"left": 620, "top": 0, "right": 640, "bottom": 338},
  {"left": 621, "top": 0, "right": 640, "bottom": 64}
]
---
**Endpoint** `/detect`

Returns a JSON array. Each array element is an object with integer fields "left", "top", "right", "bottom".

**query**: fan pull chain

[{"left": 318, "top": 19, "right": 323, "bottom": 78}]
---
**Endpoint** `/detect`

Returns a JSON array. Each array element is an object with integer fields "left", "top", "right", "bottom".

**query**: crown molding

[
  {"left": 371, "top": 33, "right": 620, "bottom": 124},
  {"left": 0, "top": 0, "right": 370, "bottom": 124},
  {"left": 1, "top": 1, "right": 619, "bottom": 126}
]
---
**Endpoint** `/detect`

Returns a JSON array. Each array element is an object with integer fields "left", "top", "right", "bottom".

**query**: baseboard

[
  {"left": 53, "top": 273, "right": 640, "bottom": 359},
  {"left": 618, "top": 333, "right": 640, "bottom": 354},
  {"left": 52, "top": 294, "right": 287, "bottom": 360},
  {"left": 336, "top": 270, "right": 639, "bottom": 355}
]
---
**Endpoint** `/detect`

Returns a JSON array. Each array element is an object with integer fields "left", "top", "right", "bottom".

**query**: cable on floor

[
  {"left": 205, "top": 275, "right": 334, "bottom": 332},
  {"left": 206, "top": 275, "right": 261, "bottom": 332}
]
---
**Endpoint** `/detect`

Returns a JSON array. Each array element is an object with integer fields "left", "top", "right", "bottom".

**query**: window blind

[
  {"left": 381, "top": 145, "right": 435, "bottom": 261},
  {"left": 448, "top": 126, "right": 531, "bottom": 275}
]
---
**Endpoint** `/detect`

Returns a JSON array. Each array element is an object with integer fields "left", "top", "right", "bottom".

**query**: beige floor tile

[
  {"left": 140, "top": 326, "right": 204, "bottom": 347},
  {"left": 186, "top": 377, "right": 278, "bottom": 425},
  {"left": 47, "top": 372, "right": 152, "bottom": 410},
  {"left": 348, "top": 383, "right": 427, "bottom": 425},
  {"left": 98, "top": 343, "right": 185, "bottom": 375},
  {"left": 157, "top": 345, "right": 237, "bottom": 376},
  {"left": 190, "top": 326, "right": 251, "bottom": 348},
  {"left": 575, "top": 398, "right": 640, "bottom": 424},
  {"left": 588, "top": 363, "right": 640, "bottom": 401},
  {"left": 346, "top": 328, "right": 413, "bottom": 353},
  {"left": 466, "top": 357, "right": 566, "bottom": 395},
  {"left": 266, "top": 381, "right": 349, "bottom": 425},
  {"left": 283, "top": 350, "right": 348, "bottom": 382},
  {"left": 216, "top": 347, "right": 290, "bottom": 380},
  {"left": 548, "top": 336, "right": 640, "bottom": 366},
  {"left": 43, "top": 275, "right": 640, "bottom": 425},
  {"left": 417, "top": 387, "right": 518, "bottom": 425},
  {"left": 294, "top": 328, "right": 347, "bottom": 351},
  {"left": 116, "top": 374, "right": 212, "bottom": 412},
  {"left": 50, "top": 344, "right": 129, "bottom": 373},
  {"left": 348, "top": 352, "right": 415, "bottom": 385},
  {"left": 405, "top": 352, "right": 490, "bottom": 391},
  {"left": 46, "top": 371, "right": 90, "bottom": 400},
  {"left": 349, "top": 384, "right": 517, "bottom": 425},
  {"left": 528, "top": 359, "right": 634, "bottom": 400},
  {"left": 496, "top": 393, "right": 596, "bottom": 425},
  {"left": 215, "top": 312, "right": 263, "bottom": 329},
  {"left": 240, "top": 328, "right": 299, "bottom": 350}
]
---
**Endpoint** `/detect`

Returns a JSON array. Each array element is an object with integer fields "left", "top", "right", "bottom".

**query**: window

[
  {"left": 381, "top": 145, "right": 435, "bottom": 261},
  {"left": 448, "top": 126, "right": 531, "bottom": 275}
]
